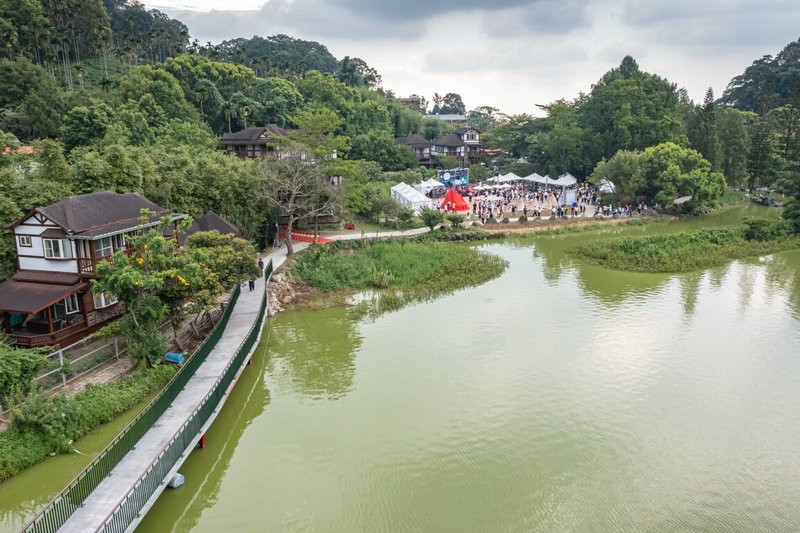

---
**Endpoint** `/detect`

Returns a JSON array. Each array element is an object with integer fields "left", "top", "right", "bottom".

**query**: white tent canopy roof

[
  {"left": 488, "top": 172, "right": 579, "bottom": 187},
  {"left": 499, "top": 172, "right": 523, "bottom": 182},
  {"left": 391, "top": 182, "right": 433, "bottom": 215},
  {"left": 413, "top": 178, "right": 446, "bottom": 194},
  {"left": 598, "top": 178, "right": 616, "bottom": 194},
  {"left": 552, "top": 173, "right": 578, "bottom": 187}
]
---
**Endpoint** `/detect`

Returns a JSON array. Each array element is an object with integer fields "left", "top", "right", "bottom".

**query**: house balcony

[
  {"left": 7, "top": 317, "right": 88, "bottom": 348},
  {"left": 78, "top": 255, "right": 110, "bottom": 275},
  {"left": 6, "top": 303, "right": 126, "bottom": 348},
  {"left": 78, "top": 238, "right": 177, "bottom": 275}
]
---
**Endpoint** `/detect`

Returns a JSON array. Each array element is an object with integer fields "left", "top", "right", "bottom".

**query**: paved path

[
  {"left": 60, "top": 275, "right": 268, "bottom": 532},
  {"left": 62, "top": 357, "right": 137, "bottom": 396},
  {"left": 262, "top": 226, "right": 434, "bottom": 265}
]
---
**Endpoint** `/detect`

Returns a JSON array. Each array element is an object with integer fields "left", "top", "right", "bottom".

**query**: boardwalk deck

[
  {"left": 29, "top": 231, "right": 427, "bottom": 532},
  {"left": 60, "top": 274, "right": 268, "bottom": 533}
]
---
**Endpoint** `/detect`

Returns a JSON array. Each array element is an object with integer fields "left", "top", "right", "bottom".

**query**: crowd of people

[
  {"left": 460, "top": 183, "right": 598, "bottom": 223},
  {"left": 433, "top": 181, "right": 652, "bottom": 224}
]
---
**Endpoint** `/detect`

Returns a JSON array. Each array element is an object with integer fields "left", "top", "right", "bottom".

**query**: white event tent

[
  {"left": 522, "top": 173, "right": 558, "bottom": 186},
  {"left": 598, "top": 178, "right": 616, "bottom": 194},
  {"left": 554, "top": 173, "right": 578, "bottom": 187},
  {"left": 522, "top": 172, "right": 547, "bottom": 184},
  {"left": 500, "top": 172, "right": 523, "bottom": 182},
  {"left": 490, "top": 172, "right": 580, "bottom": 188},
  {"left": 413, "top": 178, "right": 445, "bottom": 195},
  {"left": 390, "top": 182, "right": 433, "bottom": 215}
]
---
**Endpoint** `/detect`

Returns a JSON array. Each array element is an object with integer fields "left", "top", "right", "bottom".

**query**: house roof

[
  {"left": 12, "top": 271, "right": 81, "bottom": 285},
  {"left": 456, "top": 127, "right": 479, "bottom": 135},
  {"left": 433, "top": 134, "right": 465, "bottom": 147},
  {"left": 182, "top": 211, "right": 241, "bottom": 240},
  {"left": 428, "top": 114, "right": 466, "bottom": 121},
  {"left": 219, "top": 124, "right": 291, "bottom": 145},
  {"left": 40, "top": 192, "right": 168, "bottom": 234},
  {"left": 0, "top": 279, "right": 86, "bottom": 314},
  {"left": 7, "top": 192, "right": 180, "bottom": 239},
  {"left": 40, "top": 228, "right": 68, "bottom": 238},
  {"left": 394, "top": 134, "right": 432, "bottom": 148}
]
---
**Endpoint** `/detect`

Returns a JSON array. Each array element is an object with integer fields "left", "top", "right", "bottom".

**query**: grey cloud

[
  {"left": 518, "top": 0, "right": 592, "bottom": 33},
  {"left": 162, "top": 0, "right": 427, "bottom": 43},
  {"left": 422, "top": 41, "right": 588, "bottom": 74},
  {"left": 329, "top": 0, "right": 533, "bottom": 21},
  {"left": 164, "top": 0, "right": 595, "bottom": 44},
  {"left": 481, "top": 0, "right": 593, "bottom": 37},
  {"left": 620, "top": 0, "right": 800, "bottom": 48}
]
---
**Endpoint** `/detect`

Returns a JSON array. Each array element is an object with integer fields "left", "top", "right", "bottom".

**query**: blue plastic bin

[{"left": 164, "top": 352, "right": 185, "bottom": 365}]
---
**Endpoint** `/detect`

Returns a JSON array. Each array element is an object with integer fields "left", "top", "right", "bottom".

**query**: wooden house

[{"left": 0, "top": 192, "right": 185, "bottom": 347}]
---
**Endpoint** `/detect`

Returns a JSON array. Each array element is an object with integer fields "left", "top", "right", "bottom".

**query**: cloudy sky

[{"left": 143, "top": 0, "right": 800, "bottom": 116}]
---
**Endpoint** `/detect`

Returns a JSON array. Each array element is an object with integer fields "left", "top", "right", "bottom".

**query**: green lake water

[{"left": 3, "top": 206, "right": 800, "bottom": 532}]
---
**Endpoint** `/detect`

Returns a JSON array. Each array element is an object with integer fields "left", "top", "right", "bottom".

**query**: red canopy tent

[{"left": 438, "top": 188, "right": 470, "bottom": 212}]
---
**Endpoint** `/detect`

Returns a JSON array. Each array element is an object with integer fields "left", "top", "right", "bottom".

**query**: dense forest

[{"left": 1, "top": 0, "right": 800, "bottom": 282}]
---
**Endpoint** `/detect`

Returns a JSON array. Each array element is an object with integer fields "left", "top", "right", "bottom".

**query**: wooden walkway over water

[
  {"left": 25, "top": 262, "right": 274, "bottom": 533},
  {"left": 65, "top": 276, "right": 268, "bottom": 532},
  {"left": 25, "top": 230, "right": 429, "bottom": 533}
]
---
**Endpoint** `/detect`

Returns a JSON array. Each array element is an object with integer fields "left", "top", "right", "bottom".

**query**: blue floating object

[
  {"left": 168, "top": 473, "right": 185, "bottom": 488},
  {"left": 164, "top": 352, "right": 185, "bottom": 365}
]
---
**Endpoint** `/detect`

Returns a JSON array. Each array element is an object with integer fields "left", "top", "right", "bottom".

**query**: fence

[
  {"left": 23, "top": 283, "right": 243, "bottom": 533},
  {"left": 1, "top": 308, "right": 225, "bottom": 418},
  {"left": 23, "top": 259, "right": 273, "bottom": 533},
  {"left": 0, "top": 336, "right": 126, "bottom": 418},
  {"left": 99, "top": 262, "right": 271, "bottom": 532},
  {"left": 36, "top": 336, "right": 126, "bottom": 391}
]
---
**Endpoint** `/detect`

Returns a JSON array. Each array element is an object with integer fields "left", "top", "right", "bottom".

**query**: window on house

[
  {"left": 53, "top": 301, "right": 65, "bottom": 320},
  {"left": 96, "top": 237, "right": 113, "bottom": 257},
  {"left": 18, "top": 235, "right": 32, "bottom": 247},
  {"left": 43, "top": 239, "right": 72, "bottom": 259},
  {"left": 52, "top": 294, "right": 78, "bottom": 321},
  {"left": 65, "top": 294, "right": 79, "bottom": 314},
  {"left": 93, "top": 292, "right": 118, "bottom": 309}
]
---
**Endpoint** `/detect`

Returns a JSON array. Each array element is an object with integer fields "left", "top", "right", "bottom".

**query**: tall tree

[
  {"left": 250, "top": 77, "right": 303, "bottom": 127},
  {"left": 94, "top": 214, "right": 202, "bottom": 363},
  {"left": 721, "top": 38, "right": 800, "bottom": 112},
  {"left": 439, "top": 92, "right": 466, "bottom": 115},
  {"left": 256, "top": 145, "right": 324, "bottom": 255},
  {"left": 640, "top": 142, "right": 725, "bottom": 206},
  {"left": 289, "top": 105, "right": 350, "bottom": 156},
  {"left": 590, "top": 149, "right": 644, "bottom": 203},
  {"left": 336, "top": 56, "right": 381, "bottom": 89},
  {"left": 768, "top": 105, "right": 800, "bottom": 198},
  {"left": 717, "top": 108, "right": 752, "bottom": 187},
  {"left": 466, "top": 106, "right": 505, "bottom": 132},
  {"left": 688, "top": 87, "right": 722, "bottom": 170},
  {"left": 580, "top": 56, "right": 684, "bottom": 166},
  {"left": 747, "top": 115, "right": 777, "bottom": 191}
]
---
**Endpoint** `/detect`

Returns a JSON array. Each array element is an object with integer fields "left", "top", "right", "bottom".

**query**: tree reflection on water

[{"left": 267, "top": 306, "right": 362, "bottom": 400}]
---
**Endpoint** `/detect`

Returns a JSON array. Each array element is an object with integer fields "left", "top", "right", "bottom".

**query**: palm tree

[
  {"left": 240, "top": 105, "right": 252, "bottom": 128},
  {"left": 195, "top": 79, "right": 222, "bottom": 118},
  {"left": 222, "top": 100, "right": 238, "bottom": 133},
  {"left": 74, "top": 64, "right": 84, "bottom": 90}
]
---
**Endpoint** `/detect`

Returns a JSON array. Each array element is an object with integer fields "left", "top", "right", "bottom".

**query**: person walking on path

[
  {"left": 248, "top": 278, "right": 255, "bottom": 291},
  {"left": 257, "top": 257, "right": 264, "bottom": 274}
]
